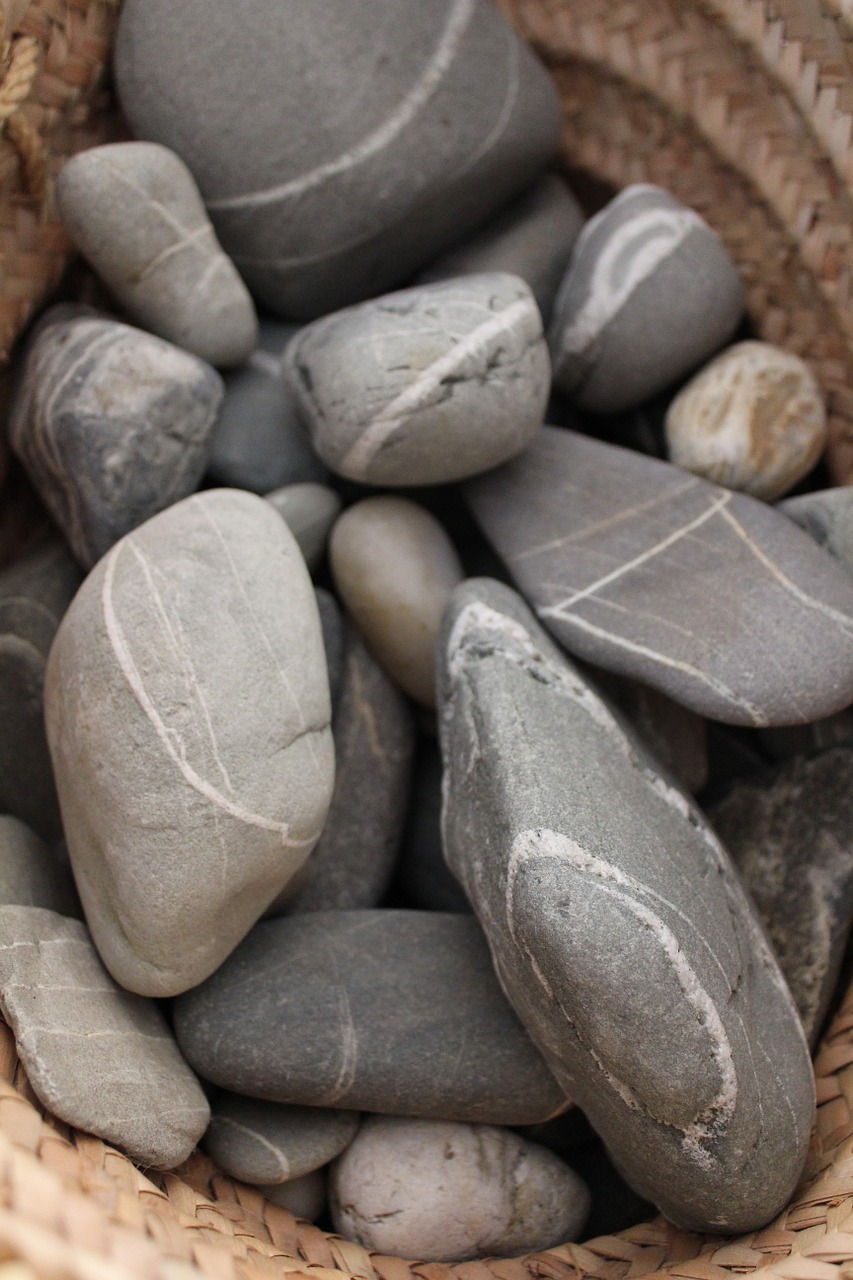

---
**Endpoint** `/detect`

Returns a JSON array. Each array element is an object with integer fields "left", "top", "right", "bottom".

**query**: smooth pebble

[
  {"left": 265, "top": 483, "right": 342, "bottom": 574},
  {"left": 204, "top": 1095, "right": 359, "bottom": 1184}
]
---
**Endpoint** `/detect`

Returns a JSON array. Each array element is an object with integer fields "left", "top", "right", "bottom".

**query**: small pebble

[
  {"left": 265, "top": 483, "right": 342, "bottom": 574},
  {"left": 204, "top": 1095, "right": 359, "bottom": 1183},
  {"left": 780, "top": 486, "right": 853, "bottom": 574},
  {"left": 260, "top": 1170, "right": 326, "bottom": 1221},
  {"left": 329, "top": 1116, "right": 590, "bottom": 1262},
  {"left": 0, "top": 816, "right": 80, "bottom": 917}
]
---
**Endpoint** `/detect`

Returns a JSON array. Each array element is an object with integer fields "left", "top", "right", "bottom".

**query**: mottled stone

[
  {"left": 780, "top": 486, "right": 853, "bottom": 575},
  {"left": 665, "top": 342, "right": 826, "bottom": 501},
  {"left": 0, "top": 817, "right": 80, "bottom": 917},
  {"left": 174, "top": 910, "right": 569, "bottom": 1125},
  {"left": 396, "top": 735, "right": 471, "bottom": 913},
  {"left": 57, "top": 142, "right": 257, "bottom": 367},
  {"left": 9, "top": 309, "right": 223, "bottom": 568},
  {"left": 284, "top": 274, "right": 549, "bottom": 486},
  {"left": 466, "top": 427, "right": 853, "bottom": 727},
  {"left": 0, "top": 907, "right": 209, "bottom": 1167},
  {"left": 115, "top": 0, "right": 561, "bottom": 317},
  {"left": 204, "top": 1095, "right": 359, "bottom": 1183},
  {"left": 710, "top": 749, "right": 853, "bottom": 1046},
  {"left": 330, "top": 497, "right": 464, "bottom": 707},
  {"left": 330, "top": 1116, "right": 590, "bottom": 1261},
  {"left": 265, "top": 483, "right": 342, "bottom": 574},
  {"left": 45, "top": 490, "right": 334, "bottom": 997},
  {"left": 260, "top": 1171, "right": 326, "bottom": 1220},
  {"left": 549, "top": 185, "right": 744, "bottom": 413},
  {"left": 438, "top": 578, "right": 814, "bottom": 1232},
  {"left": 596, "top": 673, "right": 709, "bottom": 794}
]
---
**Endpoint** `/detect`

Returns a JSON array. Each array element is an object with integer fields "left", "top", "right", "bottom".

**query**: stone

[
  {"left": 207, "top": 321, "right": 328, "bottom": 494},
  {"left": 665, "top": 341, "right": 826, "bottom": 501},
  {"left": 284, "top": 273, "right": 549, "bottom": 487},
  {"left": 9, "top": 308, "right": 223, "bottom": 569},
  {"left": 315, "top": 587, "right": 345, "bottom": 712},
  {"left": 204, "top": 1095, "right": 359, "bottom": 1183},
  {"left": 174, "top": 910, "right": 569, "bottom": 1125},
  {"left": 780, "top": 486, "right": 853, "bottom": 574},
  {"left": 549, "top": 184, "right": 744, "bottom": 413},
  {"left": 466, "top": 427, "right": 853, "bottom": 727},
  {"left": 114, "top": 0, "right": 561, "bottom": 318},
  {"left": 710, "top": 749, "right": 853, "bottom": 1046},
  {"left": 396, "top": 735, "right": 471, "bottom": 913},
  {"left": 329, "top": 1116, "right": 590, "bottom": 1261},
  {"left": 595, "top": 673, "right": 709, "bottom": 794},
  {"left": 265, "top": 483, "right": 342, "bottom": 574},
  {"left": 260, "top": 1171, "right": 326, "bottom": 1220},
  {"left": 57, "top": 142, "right": 258, "bottom": 368},
  {"left": 0, "top": 816, "right": 80, "bottom": 917},
  {"left": 417, "top": 173, "right": 584, "bottom": 324},
  {"left": 329, "top": 496, "right": 464, "bottom": 707},
  {"left": 437, "top": 578, "right": 814, "bottom": 1232},
  {"left": 0, "top": 906, "right": 210, "bottom": 1168},
  {"left": 44, "top": 489, "right": 334, "bottom": 997}
]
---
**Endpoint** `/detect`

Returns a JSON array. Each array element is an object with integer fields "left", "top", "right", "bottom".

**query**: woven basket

[{"left": 3, "top": 1, "right": 853, "bottom": 1278}]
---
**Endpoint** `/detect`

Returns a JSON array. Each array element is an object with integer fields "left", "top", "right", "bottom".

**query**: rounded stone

[
  {"left": 779, "top": 486, "right": 853, "bottom": 575},
  {"left": 329, "top": 1116, "right": 590, "bottom": 1261},
  {"left": 204, "top": 1095, "right": 359, "bottom": 1184},
  {"left": 264, "top": 484, "right": 342, "bottom": 574},
  {"left": 260, "top": 1170, "right": 326, "bottom": 1221}
]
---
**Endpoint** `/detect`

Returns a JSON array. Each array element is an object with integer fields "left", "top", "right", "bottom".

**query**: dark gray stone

[
  {"left": 396, "top": 735, "right": 471, "bottom": 913},
  {"left": 779, "top": 487, "right": 853, "bottom": 575},
  {"left": 759, "top": 708, "right": 853, "bottom": 762},
  {"left": 114, "top": 0, "right": 561, "bottom": 317},
  {"left": 260, "top": 1171, "right": 326, "bottom": 1220},
  {"left": 204, "top": 1095, "right": 359, "bottom": 1183},
  {"left": 174, "top": 910, "right": 569, "bottom": 1125},
  {"left": 437, "top": 578, "right": 814, "bottom": 1233},
  {"left": 596, "top": 672, "right": 709, "bottom": 794},
  {"left": 466, "top": 427, "right": 853, "bottom": 727},
  {"left": 265, "top": 483, "right": 342, "bottom": 574},
  {"left": 0, "top": 816, "right": 80, "bottom": 917},
  {"left": 314, "top": 587, "right": 345, "bottom": 713}
]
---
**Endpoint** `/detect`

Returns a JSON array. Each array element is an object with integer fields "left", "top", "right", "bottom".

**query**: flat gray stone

[
  {"left": 466, "top": 427, "right": 853, "bottom": 727},
  {"left": 174, "top": 910, "right": 569, "bottom": 1125},
  {"left": 780, "top": 486, "right": 853, "bottom": 575},
  {"left": 0, "top": 816, "right": 80, "bottom": 917},
  {"left": 260, "top": 1171, "right": 326, "bottom": 1220},
  {"left": 0, "top": 906, "right": 210, "bottom": 1168},
  {"left": 57, "top": 142, "right": 258, "bottom": 368},
  {"left": 549, "top": 184, "right": 744, "bottom": 413},
  {"left": 265, "top": 484, "right": 342, "bottom": 574},
  {"left": 114, "top": 0, "right": 561, "bottom": 317},
  {"left": 396, "top": 735, "right": 471, "bottom": 913},
  {"left": 204, "top": 1095, "right": 359, "bottom": 1183},
  {"left": 437, "top": 578, "right": 814, "bottom": 1233},
  {"left": 9, "top": 308, "right": 223, "bottom": 568},
  {"left": 44, "top": 489, "right": 334, "bottom": 997},
  {"left": 710, "top": 749, "right": 853, "bottom": 1046},
  {"left": 283, "top": 273, "right": 549, "bottom": 486}
]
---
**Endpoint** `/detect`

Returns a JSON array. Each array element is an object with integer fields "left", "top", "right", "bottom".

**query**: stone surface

[
  {"left": 204, "top": 1095, "right": 359, "bottom": 1183},
  {"left": 665, "top": 341, "right": 826, "bottom": 501},
  {"left": 329, "top": 1116, "right": 590, "bottom": 1261},
  {"left": 596, "top": 673, "right": 709, "bottom": 794},
  {"left": 466, "top": 427, "right": 853, "bottom": 727},
  {"left": 780, "top": 486, "right": 853, "bottom": 575},
  {"left": 57, "top": 142, "right": 258, "bottom": 367},
  {"left": 44, "top": 489, "right": 334, "bottom": 997},
  {"left": 438, "top": 578, "right": 814, "bottom": 1233},
  {"left": 0, "top": 816, "right": 80, "bottom": 917},
  {"left": 260, "top": 1171, "right": 326, "bottom": 1220},
  {"left": 265, "top": 483, "right": 342, "bottom": 574},
  {"left": 284, "top": 273, "right": 549, "bottom": 485},
  {"left": 174, "top": 910, "right": 569, "bottom": 1125},
  {"left": 549, "top": 185, "right": 744, "bottom": 413},
  {"left": 417, "top": 173, "right": 584, "bottom": 324},
  {"left": 0, "top": 906, "right": 209, "bottom": 1168},
  {"left": 114, "top": 0, "right": 561, "bottom": 318},
  {"left": 330, "top": 497, "right": 464, "bottom": 707},
  {"left": 710, "top": 749, "right": 853, "bottom": 1046},
  {"left": 10, "top": 308, "right": 223, "bottom": 569},
  {"left": 207, "top": 320, "right": 328, "bottom": 494},
  {"left": 396, "top": 735, "right": 471, "bottom": 913}
]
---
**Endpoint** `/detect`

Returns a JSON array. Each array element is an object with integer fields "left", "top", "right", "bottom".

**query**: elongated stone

[
  {"left": 437, "top": 578, "right": 814, "bottom": 1233},
  {"left": 204, "top": 1096, "right": 359, "bottom": 1183},
  {"left": 466, "top": 427, "right": 853, "bottom": 726},
  {"left": 45, "top": 489, "right": 334, "bottom": 996}
]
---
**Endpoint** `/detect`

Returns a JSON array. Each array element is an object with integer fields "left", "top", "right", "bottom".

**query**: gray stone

[
  {"left": 0, "top": 816, "right": 80, "bottom": 917},
  {"left": 549, "top": 184, "right": 744, "bottom": 413},
  {"left": 44, "top": 489, "right": 334, "bottom": 997},
  {"left": 114, "top": 0, "right": 561, "bottom": 318},
  {"left": 174, "top": 910, "right": 569, "bottom": 1125},
  {"left": 315, "top": 587, "right": 345, "bottom": 712},
  {"left": 329, "top": 1116, "right": 590, "bottom": 1261},
  {"left": 284, "top": 273, "right": 550, "bottom": 486},
  {"left": 710, "top": 749, "right": 853, "bottom": 1046},
  {"left": 397, "top": 736, "right": 471, "bottom": 913},
  {"left": 207, "top": 321, "right": 327, "bottom": 494},
  {"left": 265, "top": 484, "right": 342, "bottom": 574},
  {"left": 759, "top": 708, "right": 853, "bottom": 762},
  {"left": 57, "top": 142, "right": 258, "bottom": 368},
  {"left": 437, "top": 578, "right": 814, "bottom": 1233},
  {"left": 466, "top": 427, "right": 853, "bottom": 727},
  {"left": 260, "top": 1171, "right": 326, "bottom": 1220},
  {"left": 9, "top": 308, "right": 223, "bottom": 568},
  {"left": 0, "top": 906, "right": 210, "bottom": 1168},
  {"left": 780, "top": 486, "right": 853, "bottom": 574},
  {"left": 417, "top": 173, "right": 584, "bottom": 324},
  {"left": 595, "top": 673, "right": 709, "bottom": 794},
  {"left": 204, "top": 1095, "right": 359, "bottom": 1184}
]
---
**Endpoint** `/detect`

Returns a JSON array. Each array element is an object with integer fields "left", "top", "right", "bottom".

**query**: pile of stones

[{"left": 2, "top": 0, "right": 853, "bottom": 1262}]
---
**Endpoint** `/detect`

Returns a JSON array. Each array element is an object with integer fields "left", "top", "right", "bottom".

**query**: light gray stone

[
  {"left": 0, "top": 816, "right": 80, "bottom": 917},
  {"left": 174, "top": 910, "right": 569, "bottom": 1125},
  {"left": 329, "top": 1116, "right": 590, "bottom": 1261},
  {"left": 265, "top": 484, "right": 342, "bottom": 574},
  {"left": 57, "top": 142, "right": 258, "bottom": 368},
  {"left": 549, "top": 184, "right": 744, "bottom": 413},
  {"left": 780, "top": 486, "right": 853, "bottom": 575},
  {"left": 204, "top": 1096, "right": 359, "bottom": 1184},
  {"left": 437, "top": 578, "right": 814, "bottom": 1233},
  {"left": 260, "top": 1171, "right": 326, "bottom": 1220},
  {"left": 0, "top": 906, "right": 210, "bottom": 1168},
  {"left": 466, "top": 427, "right": 853, "bottom": 727},
  {"left": 114, "top": 0, "right": 561, "bottom": 318},
  {"left": 9, "top": 309, "right": 223, "bottom": 569},
  {"left": 284, "top": 273, "right": 549, "bottom": 486},
  {"left": 44, "top": 489, "right": 334, "bottom": 997}
]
